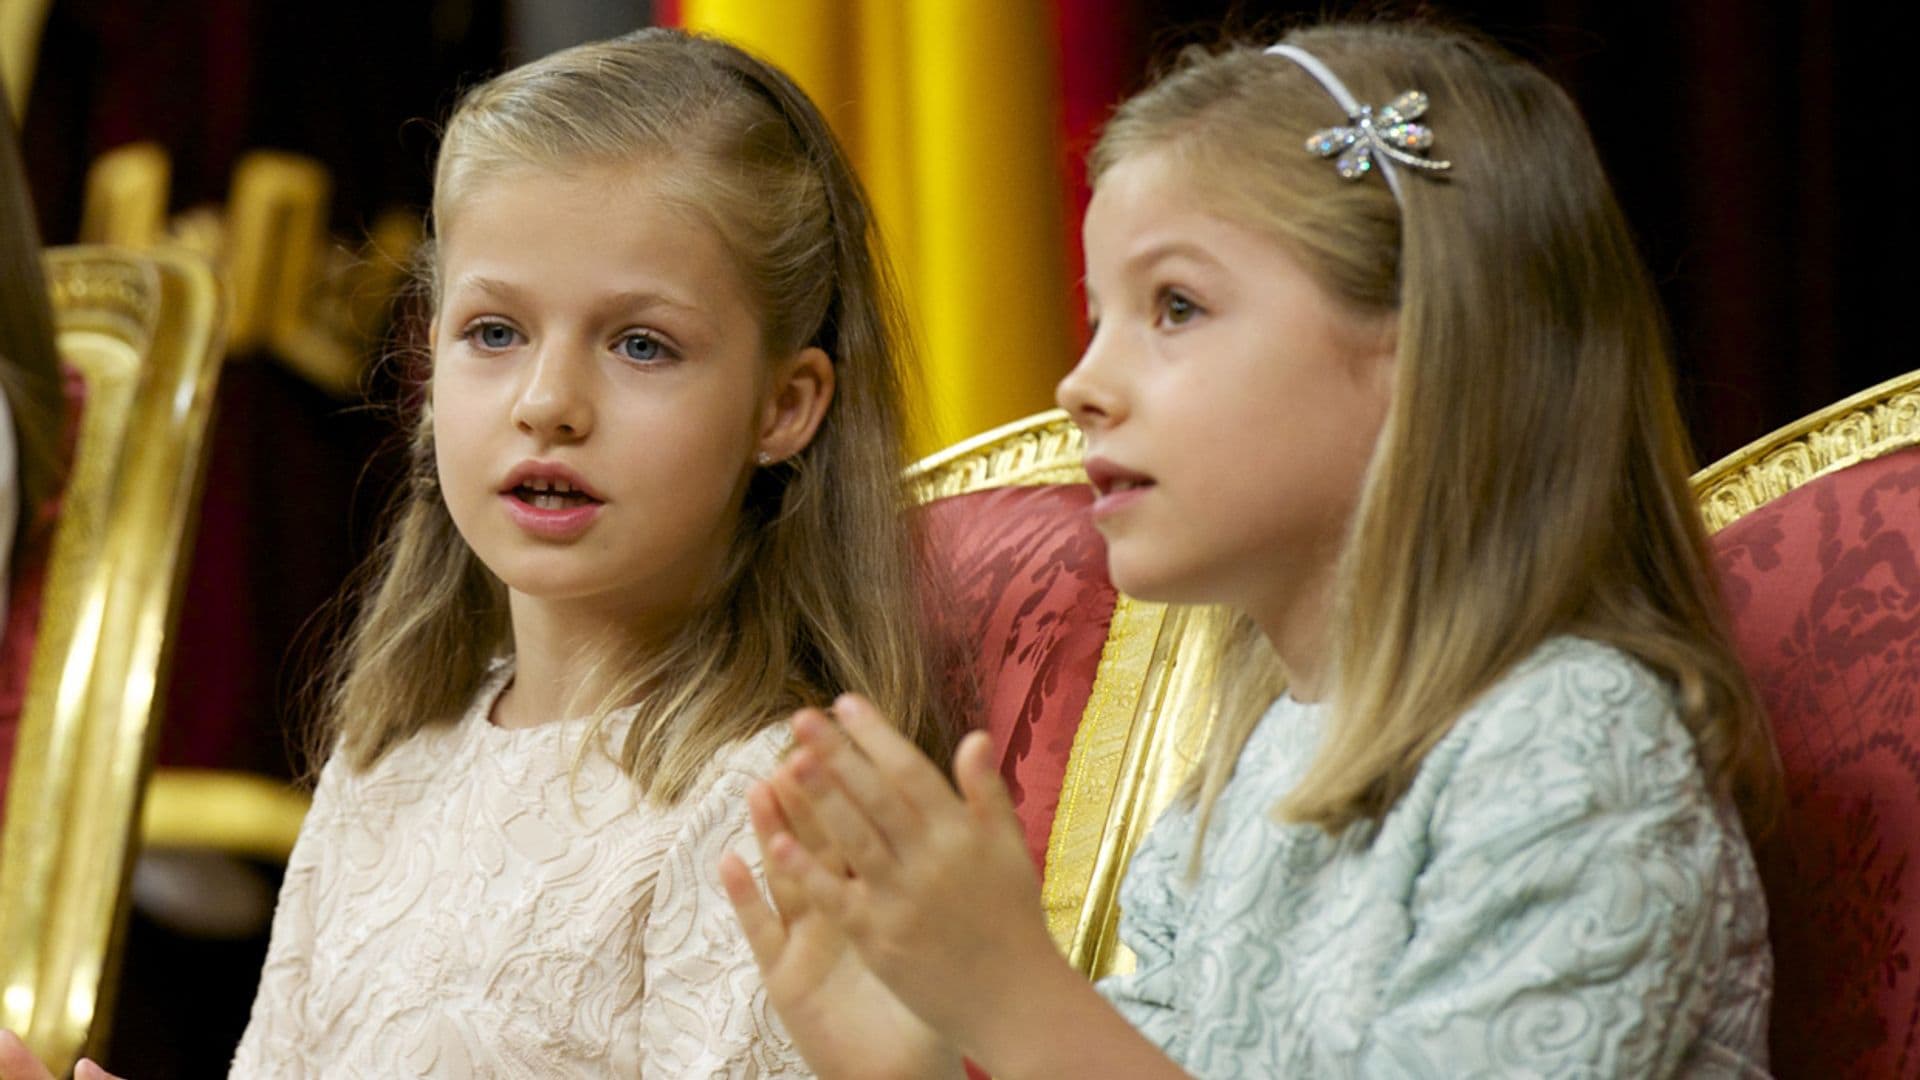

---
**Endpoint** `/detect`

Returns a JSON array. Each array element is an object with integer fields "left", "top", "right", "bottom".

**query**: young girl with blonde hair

[
  {"left": 727, "top": 19, "right": 1779, "bottom": 1079},
  {"left": 3, "top": 25, "right": 953, "bottom": 1080}
]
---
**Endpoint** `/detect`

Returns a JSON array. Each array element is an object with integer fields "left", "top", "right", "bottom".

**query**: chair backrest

[
  {"left": 1694, "top": 369, "right": 1920, "bottom": 1078},
  {"left": 909, "top": 410, "right": 1218, "bottom": 980},
  {"left": 0, "top": 245, "right": 223, "bottom": 1073}
]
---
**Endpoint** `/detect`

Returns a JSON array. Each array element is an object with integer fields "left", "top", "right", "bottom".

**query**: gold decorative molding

[
  {"left": 77, "top": 146, "right": 419, "bottom": 398},
  {"left": 906, "top": 409, "right": 1087, "bottom": 499},
  {"left": 0, "top": 246, "right": 224, "bottom": 1073},
  {"left": 909, "top": 409, "right": 1215, "bottom": 981},
  {"left": 1693, "top": 369, "right": 1920, "bottom": 533}
]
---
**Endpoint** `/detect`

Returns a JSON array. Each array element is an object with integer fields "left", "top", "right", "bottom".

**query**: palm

[{"left": 769, "top": 908, "right": 948, "bottom": 1079}]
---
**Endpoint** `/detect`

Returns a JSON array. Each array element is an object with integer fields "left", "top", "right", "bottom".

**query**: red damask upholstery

[
  {"left": 1712, "top": 444, "right": 1920, "bottom": 1077},
  {"left": 920, "top": 483, "right": 1115, "bottom": 869}
]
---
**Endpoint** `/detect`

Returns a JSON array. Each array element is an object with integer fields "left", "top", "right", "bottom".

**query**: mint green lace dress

[{"left": 1097, "top": 638, "right": 1771, "bottom": 1078}]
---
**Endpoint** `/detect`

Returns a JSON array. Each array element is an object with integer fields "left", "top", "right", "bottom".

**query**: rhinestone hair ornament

[{"left": 1265, "top": 43, "right": 1451, "bottom": 202}]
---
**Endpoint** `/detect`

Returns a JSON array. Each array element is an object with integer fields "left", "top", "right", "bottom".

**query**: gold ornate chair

[
  {"left": 72, "top": 145, "right": 421, "bottom": 866},
  {"left": 908, "top": 410, "right": 1220, "bottom": 979},
  {"left": 0, "top": 246, "right": 224, "bottom": 1073},
  {"left": 1693, "top": 369, "right": 1920, "bottom": 1078}
]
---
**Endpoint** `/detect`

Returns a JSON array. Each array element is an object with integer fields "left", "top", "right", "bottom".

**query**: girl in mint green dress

[{"left": 723, "top": 19, "right": 1779, "bottom": 1080}]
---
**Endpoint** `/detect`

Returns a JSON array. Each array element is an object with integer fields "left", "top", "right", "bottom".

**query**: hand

[
  {"left": 766, "top": 695, "right": 1073, "bottom": 1065},
  {"left": 721, "top": 746, "right": 962, "bottom": 1080},
  {"left": 0, "top": 1031, "right": 125, "bottom": 1080}
]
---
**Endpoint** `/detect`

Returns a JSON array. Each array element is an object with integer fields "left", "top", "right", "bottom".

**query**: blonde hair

[
  {"left": 1094, "top": 21, "right": 1779, "bottom": 839},
  {"left": 321, "top": 28, "right": 956, "bottom": 801}
]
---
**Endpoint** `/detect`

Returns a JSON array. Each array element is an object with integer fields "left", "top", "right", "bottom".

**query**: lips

[
  {"left": 500, "top": 461, "right": 605, "bottom": 504},
  {"left": 1083, "top": 455, "right": 1155, "bottom": 521},
  {"left": 510, "top": 476, "right": 598, "bottom": 510},
  {"left": 498, "top": 461, "right": 605, "bottom": 539}
]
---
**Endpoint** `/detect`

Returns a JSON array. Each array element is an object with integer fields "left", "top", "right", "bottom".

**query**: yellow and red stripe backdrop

[{"left": 674, "top": 0, "right": 1076, "bottom": 452}]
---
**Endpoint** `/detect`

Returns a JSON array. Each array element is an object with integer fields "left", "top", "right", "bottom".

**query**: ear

[{"left": 755, "top": 346, "right": 835, "bottom": 464}]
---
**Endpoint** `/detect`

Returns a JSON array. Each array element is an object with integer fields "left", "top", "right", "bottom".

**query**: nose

[
  {"left": 510, "top": 344, "right": 594, "bottom": 441},
  {"left": 1055, "top": 327, "right": 1126, "bottom": 431}
]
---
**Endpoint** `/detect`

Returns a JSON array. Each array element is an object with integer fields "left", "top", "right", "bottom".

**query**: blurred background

[{"left": 6, "top": 0, "right": 1915, "bottom": 1072}]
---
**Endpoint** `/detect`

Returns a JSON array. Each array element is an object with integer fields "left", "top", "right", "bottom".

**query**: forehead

[
  {"left": 435, "top": 162, "right": 753, "bottom": 311},
  {"left": 1084, "top": 150, "right": 1264, "bottom": 276}
]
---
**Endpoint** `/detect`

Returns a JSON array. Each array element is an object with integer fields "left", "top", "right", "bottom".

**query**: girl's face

[
  {"left": 430, "top": 162, "right": 831, "bottom": 637},
  {"left": 1061, "top": 148, "right": 1393, "bottom": 634}
]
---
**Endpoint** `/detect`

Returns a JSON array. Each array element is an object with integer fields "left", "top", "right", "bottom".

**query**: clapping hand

[{"left": 721, "top": 713, "right": 964, "bottom": 1080}]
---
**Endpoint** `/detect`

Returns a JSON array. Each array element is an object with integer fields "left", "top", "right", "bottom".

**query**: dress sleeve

[
  {"left": 638, "top": 745, "right": 812, "bottom": 1079},
  {"left": 228, "top": 754, "right": 349, "bottom": 1076},
  {"left": 1339, "top": 657, "right": 1759, "bottom": 1078}
]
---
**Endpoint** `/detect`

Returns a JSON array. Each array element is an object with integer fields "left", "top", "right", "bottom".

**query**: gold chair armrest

[{"left": 140, "top": 769, "right": 309, "bottom": 862}]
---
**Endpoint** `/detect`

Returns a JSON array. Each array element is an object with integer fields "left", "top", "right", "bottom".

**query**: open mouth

[
  {"left": 509, "top": 478, "right": 602, "bottom": 510},
  {"left": 1084, "top": 457, "right": 1156, "bottom": 498}
]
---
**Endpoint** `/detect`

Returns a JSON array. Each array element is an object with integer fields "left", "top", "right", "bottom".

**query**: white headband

[{"left": 1264, "top": 43, "right": 1452, "bottom": 203}]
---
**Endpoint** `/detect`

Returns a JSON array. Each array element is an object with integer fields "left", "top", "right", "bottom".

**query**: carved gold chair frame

[
  {"left": 0, "top": 246, "right": 223, "bottom": 1072},
  {"left": 78, "top": 142, "right": 415, "bottom": 862},
  {"left": 1693, "top": 368, "right": 1920, "bottom": 532}
]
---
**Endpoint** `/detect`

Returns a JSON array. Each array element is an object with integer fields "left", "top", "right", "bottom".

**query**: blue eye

[
  {"left": 1161, "top": 291, "right": 1199, "bottom": 326},
  {"left": 618, "top": 333, "right": 665, "bottom": 363},
  {"left": 469, "top": 321, "right": 518, "bottom": 349}
]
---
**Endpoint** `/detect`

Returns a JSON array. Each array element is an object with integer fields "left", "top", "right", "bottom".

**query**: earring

[{"left": 756, "top": 451, "right": 775, "bottom": 466}]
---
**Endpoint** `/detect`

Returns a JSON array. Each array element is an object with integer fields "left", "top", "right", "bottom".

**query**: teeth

[
  {"left": 1112, "top": 479, "right": 1138, "bottom": 492},
  {"left": 523, "top": 477, "right": 576, "bottom": 495}
]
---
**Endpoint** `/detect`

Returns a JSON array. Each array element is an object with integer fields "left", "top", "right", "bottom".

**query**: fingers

[
  {"left": 720, "top": 850, "right": 788, "bottom": 972},
  {"left": 0, "top": 1031, "right": 54, "bottom": 1080},
  {"left": 791, "top": 708, "right": 926, "bottom": 847},
  {"left": 771, "top": 712, "right": 852, "bottom": 876},
  {"left": 745, "top": 784, "right": 813, "bottom": 917},
  {"left": 75, "top": 1060, "right": 125, "bottom": 1080},
  {"left": 767, "top": 828, "right": 861, "bottom": 925},
  {"left": 776, "top": 745, "right": 899, "bottom": 883},
  {"left": 953, "top": 730, "right": 1020, "bottom": 832},
  {"left": 831, "top": 695, "right": 963, "bottom": 810}
]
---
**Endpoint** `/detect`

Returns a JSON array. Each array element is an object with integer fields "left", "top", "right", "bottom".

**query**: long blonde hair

[
  {"left": 1094, "top": 22, "right": 1779, "bottom": 839},
  {"left": 321, "top": 29, "right": 956, "bottom": 801}
]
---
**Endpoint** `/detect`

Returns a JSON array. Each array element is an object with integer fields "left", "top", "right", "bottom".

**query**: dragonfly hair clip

[{"left": 1266, "top": 44, "right": 1452, "bottom": 202}]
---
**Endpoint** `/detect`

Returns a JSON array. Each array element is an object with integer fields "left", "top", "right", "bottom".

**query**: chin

[{"left": 1104, "top": 558, "right": 1186, "bottom": 605}]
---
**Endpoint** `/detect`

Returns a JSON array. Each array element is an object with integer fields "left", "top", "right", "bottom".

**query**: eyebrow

[
  {"left": 1123, "top": 239, "right": 1225, "bottom": 276},
  {"left": 455, "top": 276, "right": 704, "bottom": 318}
]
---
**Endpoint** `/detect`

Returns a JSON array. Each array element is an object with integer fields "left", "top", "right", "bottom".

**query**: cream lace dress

[{"left": 229, "top": 663, "right": 804, "bottom": 1077}]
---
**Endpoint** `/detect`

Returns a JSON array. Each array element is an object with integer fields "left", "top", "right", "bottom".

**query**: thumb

[{"left": 953, "top": 731, "right": 1018, "bottom": 830}]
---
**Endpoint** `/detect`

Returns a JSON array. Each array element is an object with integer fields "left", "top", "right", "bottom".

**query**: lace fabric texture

[
  {"left": 1099, "top": 637, "right": 1773, "bottom": 1078},
  {"left": 230, "top": 665, "right": 805, "bottom": 1077}
]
